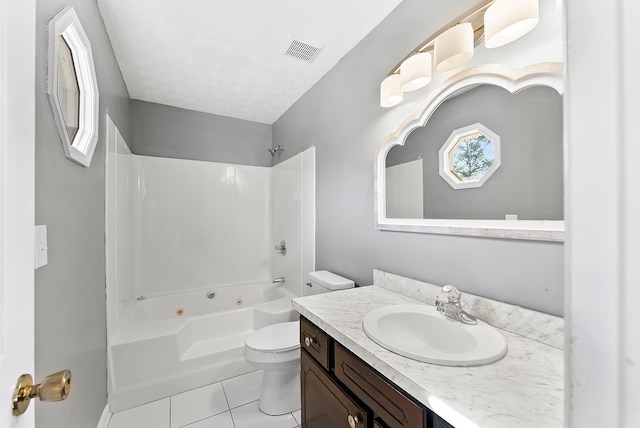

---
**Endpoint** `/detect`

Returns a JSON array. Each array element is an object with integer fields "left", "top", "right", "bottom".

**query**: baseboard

[{"left": 97, "top": 404, "right": 112, "bottom": 428}]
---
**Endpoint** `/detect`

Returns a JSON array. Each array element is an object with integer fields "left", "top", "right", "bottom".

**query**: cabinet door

[
  {"left": 301, "top": 350, "right": 369, "bottom": 428},
  {"left": 334, "top": 343, "right": 425, "bottom": 428}
]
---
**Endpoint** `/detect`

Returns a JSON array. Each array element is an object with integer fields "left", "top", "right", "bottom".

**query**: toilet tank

[{"left": 303, "top": 270, "right": 355, "bottom": 296}]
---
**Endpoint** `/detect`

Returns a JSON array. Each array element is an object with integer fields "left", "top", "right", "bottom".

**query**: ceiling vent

[{"left": 282, "top": 37, "right": 323, "bottom": 63}]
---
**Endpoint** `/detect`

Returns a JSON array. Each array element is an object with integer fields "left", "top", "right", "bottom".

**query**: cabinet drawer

[
  {"left": 334, "top": 343, "right": 425, "bottom": 428},
  {"left": 301, "top": 350, "right": 369, "bottom": 428},
  {"left": 300, "top": 316, "right": 331, "bottom": 370}
]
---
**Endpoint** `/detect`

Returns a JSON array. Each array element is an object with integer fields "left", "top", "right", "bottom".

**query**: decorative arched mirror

[
  {"left": 47, "top": 6, "right": 99, "bottom": 167},
  {"left": 375, "top": 63, "right": 564, "bottom": 241}
]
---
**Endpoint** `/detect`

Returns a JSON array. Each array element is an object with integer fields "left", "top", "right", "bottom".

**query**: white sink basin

[{"left": 362, "top": 304, "right": 507, "bottom": 367}]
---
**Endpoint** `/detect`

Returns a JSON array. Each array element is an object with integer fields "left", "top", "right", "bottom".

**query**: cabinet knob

[
  {"left": 348, "top": 414, "right": 360, "bottom": 428},
  {"left": 304, "top": 336, "right": 315, "bottom": 347}
]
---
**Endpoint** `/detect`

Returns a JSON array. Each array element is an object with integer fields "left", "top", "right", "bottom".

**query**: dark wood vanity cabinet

[
  {"left": 300, "top": 316, "right": 453, "bottom": 428},
  {"left": 333, "top": 343, "right": 424, "bottom": 428},
  {"left": 301, "top": 350, "right": 370, "bottom": 428},
  {"left": 300, "top": 315, "right": 331, "bottom": 370}
]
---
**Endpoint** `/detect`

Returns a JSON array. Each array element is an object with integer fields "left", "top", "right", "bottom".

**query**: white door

[{"left": 0, "top": 0, "right": 36, "bottom": 427}]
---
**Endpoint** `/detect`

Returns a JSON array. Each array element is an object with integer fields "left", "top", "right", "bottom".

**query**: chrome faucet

[
  {"left": 435, "top": 285, "right": 477, "bottom": 325},
  {"left": 272, "top": 276, "right": 285, "bottom": 285}
]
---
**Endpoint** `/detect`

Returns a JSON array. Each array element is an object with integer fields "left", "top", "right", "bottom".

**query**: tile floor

[{"left": 108, "top": 370, "right": 301, "bottom": 428}]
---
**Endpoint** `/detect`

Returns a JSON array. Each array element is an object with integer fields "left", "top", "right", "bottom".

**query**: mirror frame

[
  {"left": 375, "top": 62, "right": 564, "bottom": 241},
  {"left": 47, "top": 6, "right": 99, "bottom": 167}
]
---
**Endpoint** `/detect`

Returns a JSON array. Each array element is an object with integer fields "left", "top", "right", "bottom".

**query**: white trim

[
  {"left": 566, "top": 0, "right": 640, "bottom": 426},
  {"left": 47, "top": 6, "right": 99, "bottom": 167},
  {"left": 375, "top": 62, "right": 564, "bottom": 241},
  {"left": 621, "top": 1, "right": 640, "bottom": 422},
  {"left": 96, "top": 404, "right": 112, "bottom": 428}
]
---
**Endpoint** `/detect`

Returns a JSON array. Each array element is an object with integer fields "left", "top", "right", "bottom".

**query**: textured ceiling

[{"left": 98, "top": 0, "right": 403, "bottom": 124}]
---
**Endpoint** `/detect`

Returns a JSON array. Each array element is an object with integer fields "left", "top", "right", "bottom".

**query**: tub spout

[{"left": 272, "top": 276, "right": 285, "bottom": 285}]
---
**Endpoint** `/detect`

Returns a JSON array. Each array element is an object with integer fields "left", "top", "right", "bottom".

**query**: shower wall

[
  {"left": 106, "top": 118, "right": 315, "bottom": 339},
  {"left": 106, "top": 117, "right": 135, "bottom": 343},
  {"left": 133, "top": 156, "right": 273, "bottom": 297},
  {"left": 272, "top": 147, "right": 316, "bottom": 297}
]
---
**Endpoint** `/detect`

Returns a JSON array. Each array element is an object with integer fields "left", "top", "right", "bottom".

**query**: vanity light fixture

[
  {"left": 380, "top": 74, "right": 404, "bottom": 107},
  {"left": 400, "top": 52, "right": 432, "bottom": 92},
  {"left": 434, "top": 23, "right": 474, "bottom": 72},
  {"left": 485, "top": 0, "right": 540, "bottom": 48},
  {"left": 380, "top": 0, "right": 539, "bottom": 107}
]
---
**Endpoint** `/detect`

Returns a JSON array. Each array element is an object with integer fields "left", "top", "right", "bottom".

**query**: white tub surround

[
  {"left": 109, "top": 284, "right": 297, "bottom": 412},
  {"left": 105, "top": 133, "right": 316, "bottom": 411},
  {"left": 292, "top": 273, "right": 563, "bottom": 428},
  {"left": 271, "top": 147, "right": 316, "bottom": 298},
  {"left": 106, "top": 137, "right": 316, "bottom": 330}
]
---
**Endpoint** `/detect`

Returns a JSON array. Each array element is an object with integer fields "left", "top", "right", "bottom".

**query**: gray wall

[
  {"left": 273, "top": 0, "right": 564, "bottom": 315},
  {"left": 130, "top": 100, "right": 273, "bottom": 166},
  {"left": 35, "top": 1, "right": 130, "bottom": 427},
  {"left": 386, "top": 85, "right": 563, "bottom": 220}
]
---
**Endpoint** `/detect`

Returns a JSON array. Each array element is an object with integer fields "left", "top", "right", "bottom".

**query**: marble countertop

[{"left": 292, "top": 286, "right": 563, "bottom": 428}]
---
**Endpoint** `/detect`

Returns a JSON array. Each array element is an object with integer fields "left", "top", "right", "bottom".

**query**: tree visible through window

[
  {"left": 450, "top": 132, "right": 495, "bottom": 181},
  {"left": 439, "top": 123, "right": 501, "bottom": 190}
]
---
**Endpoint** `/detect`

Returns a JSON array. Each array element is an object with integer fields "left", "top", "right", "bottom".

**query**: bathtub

[{"left": 108, "top": 281, "right": 297, "bottom": 412}]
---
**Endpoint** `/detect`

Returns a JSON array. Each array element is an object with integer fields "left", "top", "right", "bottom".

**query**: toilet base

[{"left": 258, "top": 368, "right": 300, "bottom": 415}]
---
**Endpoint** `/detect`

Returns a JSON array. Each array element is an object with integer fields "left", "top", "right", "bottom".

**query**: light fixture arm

[
  {"left": 387, "top": 0, "right": 494, "bottom": 76},
  {"left": 381, "top": 0, "right": 541, "bottom": 108}
]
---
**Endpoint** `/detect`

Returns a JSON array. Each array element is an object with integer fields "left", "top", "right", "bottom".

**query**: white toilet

[{"left": 243, "top": 270, "right": 355, "bottom": 415}]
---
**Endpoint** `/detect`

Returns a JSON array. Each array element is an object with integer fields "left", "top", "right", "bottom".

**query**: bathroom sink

[{"left": 362, "top": 304, "right": 507, "bottom": 366}]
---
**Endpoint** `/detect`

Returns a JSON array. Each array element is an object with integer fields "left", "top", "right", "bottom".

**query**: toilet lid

[{"left": 246, "top": 321, "right": 300, "bottom": 352}]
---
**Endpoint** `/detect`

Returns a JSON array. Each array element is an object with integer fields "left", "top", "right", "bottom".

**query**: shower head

[{"left": 267, "top": 145, "right": 286, "bottom": 158}]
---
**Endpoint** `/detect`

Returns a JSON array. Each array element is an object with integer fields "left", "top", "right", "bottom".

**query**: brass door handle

[{"left": 12, "top": 370, "right": 71, "bottom": 416}]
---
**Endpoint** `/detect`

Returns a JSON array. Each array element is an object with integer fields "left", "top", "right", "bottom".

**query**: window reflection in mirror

[
  {"left": 438, "top": 123, "right": 502, "bottom": 190},
  {"left": 450, "top": 132, "right": 494, "bottom": 182},
  {"left": 385, "top": 85, "right": 563, "bottom": 221},
  {"left": 385, "top": 158, "right": 424, "bottom": 219},
  {"left": 56, "top": 35, "right": 80, "bottom": 143}
]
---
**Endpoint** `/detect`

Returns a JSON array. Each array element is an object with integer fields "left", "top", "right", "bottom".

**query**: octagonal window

[
  {"left": 439, "top": 123, "right": 501, "bottom": 189},
  {"left": 48, "top": 6, "right": 99, "bottom": 167}
]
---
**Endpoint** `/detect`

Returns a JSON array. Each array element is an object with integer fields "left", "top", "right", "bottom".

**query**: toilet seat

[{"left": 246, "top": 321, "right": 300, "bottom": 353}]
